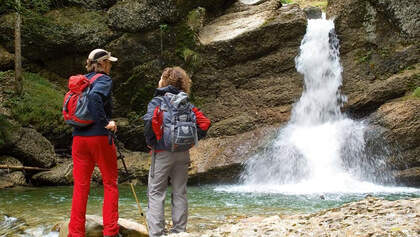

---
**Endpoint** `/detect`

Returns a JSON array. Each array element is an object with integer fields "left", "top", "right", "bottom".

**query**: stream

[{"left": 1, "top": 185, "right": 419, "bottom": 236}]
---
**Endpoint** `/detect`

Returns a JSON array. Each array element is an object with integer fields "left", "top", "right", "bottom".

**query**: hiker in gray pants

[
  {"left": 148, "top": 151, "right": 190, "bottom": 236},
  {"left": 143, "top": 67, "right": 211, "bottom": 236}
]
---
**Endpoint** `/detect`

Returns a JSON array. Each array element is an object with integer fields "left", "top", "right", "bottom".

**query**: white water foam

[
  {"left": 218, "top": 17, "right": 420, "bottom": 195},
  {"left": 19, "top": 227, "right": 59, "bottom": 237}
]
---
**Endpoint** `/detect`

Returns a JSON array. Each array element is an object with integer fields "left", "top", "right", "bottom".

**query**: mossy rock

[
  {"left": 0, "top": 13, "right": 67, "bottom": 60},
  {"left": 0, "top": 114, "right": 11, "bottom": 149},
  {"left": 107, "top": 0, "right": 178, "bottom": 33},
  {"left": 176, "top": 0, "right": 233, "bottom": 16},
  {"left": 114, "top": 60, "right": 162, "bottom": 115},
  {"left": 3, "top": 72, "right": 72, "bottom": 148},
  {"left": 65, "top": 0, "right": 117, "bottom": 9},
  {"left": 0, "top": 45, "right": 13, "bottom": 71},
  {"left": 413, "top": 87, "right": 420, "bottom": 98},
  {"left": 105, "top": 29, "right": 177, "bottom": 82},
  {"left": 0, "top": 7, "right": 118, "bottom": 62}
]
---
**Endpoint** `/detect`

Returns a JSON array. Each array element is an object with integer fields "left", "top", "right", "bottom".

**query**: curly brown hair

[{"left": 160, "top": 67, "right": 192, "bottom": 94}]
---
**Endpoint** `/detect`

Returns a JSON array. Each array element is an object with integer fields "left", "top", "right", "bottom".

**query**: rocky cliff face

[{"left": 327, "top": 0, "right": 419, "bottom": 184}]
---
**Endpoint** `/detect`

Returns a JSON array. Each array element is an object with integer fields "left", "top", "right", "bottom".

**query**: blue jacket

[{"left": 72, "top": 72, "right": 112, "bottom": 137}]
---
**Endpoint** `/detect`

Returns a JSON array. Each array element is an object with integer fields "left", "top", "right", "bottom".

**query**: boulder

[
  {"left": 114, "top": 118, "right": 148, "bottom": 152},
  {"left": 0, "top": 179, "right": 13, "bottom": 189},
  {"left": 198, "top": 1, "right": 306, "bottom": 68},
  {"left": 369, "top": 98, "right": 420, "bottom": 170},
  {"left": 107, "top": 0, "right": 232, "bottom": 33},
  {"left": 0, "top": 45, "right": 13, "bottom": 71},
  {"left": 58, "top": 215, "right": 148, "bottom": 237},
  {"left": 117, "top": 151, "right": 150, "bottom": 184},
  {"left": 368, "top": 0, "right": 419, "bottom": 39},
  {"left": 345, "top": 64, "right": 420, "bottom": 116},
  {"left": 105, "top": 33, "right": 159, "bottom": 81},
  {"left": 0, "top": 156, "right": 27, "bottom": 187},
  {"left": 65, "top": 0, "right": 117, "bottom": 10},
  {"left": 188, "top": 126, "right": 278, "bottom": 183},
  {"left": 188, "top": 0, "right": 305, "bottom": 137},
  {"left": 7, "top": 127, "right": 56, "bottom": 168},
  {"left": 107, "top": 0, "right": 178, "bottom": 33},
  {"left": 303, "top": 6, "right": 322, "bottom": 19},
  {"left": 31, "top": 160, "right": 73, "bottom": 186},
  {"left": 394, "top": 167, "right": 420, "bottom": 187},
  {"left": 0, "top": 8, "right": 119, "bottom": 77}
]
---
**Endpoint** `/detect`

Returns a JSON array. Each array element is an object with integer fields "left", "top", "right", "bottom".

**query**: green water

[{"left": 1, "top": 185, "right": 419, "bottom": 236}]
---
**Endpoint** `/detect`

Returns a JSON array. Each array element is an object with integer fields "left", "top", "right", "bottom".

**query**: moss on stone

[
  {"left": 355, "top": 50, "right": 372, "bottom": 64},
  {"left": 413, "top": 87, "right": 420, "bottom": 98},
  {"left": 115, "top": 61, "right": 161, "bottom": 115},
  {"left": 0, "top": 7, "right": 116, "bottom": 61},
  {"left": 4, "top": 72, "right": 70, "bottom": 138},
  {"left": 292, "top": 0, "right": 328, "bottom": 11}
]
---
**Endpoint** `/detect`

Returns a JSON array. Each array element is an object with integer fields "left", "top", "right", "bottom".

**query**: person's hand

[{"left": 105, "top": 120, "right": 117, "bottom": 132}]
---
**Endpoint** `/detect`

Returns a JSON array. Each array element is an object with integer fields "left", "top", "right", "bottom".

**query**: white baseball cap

[{"left": 88, "top": 49, "right": 118, "bottom": 62}]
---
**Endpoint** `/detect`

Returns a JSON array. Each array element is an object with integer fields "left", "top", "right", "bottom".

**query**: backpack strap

[
  {"left": 63, "top": 93, "right": 73, "bottom": 112},
  {"left": 161, "top": 96, "right": 177, "bottom": 152},
  {"left": 88, "top": 73, "right": 103, "bottom": 84}
]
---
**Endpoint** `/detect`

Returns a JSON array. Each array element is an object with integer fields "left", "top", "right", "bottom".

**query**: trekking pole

[{"left": 111, "top": 132, "right": 149, "bottom": 234}]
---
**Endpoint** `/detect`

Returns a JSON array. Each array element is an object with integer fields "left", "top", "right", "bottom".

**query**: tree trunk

[
  {"left": 0, "top": 165, "right": 50, "bottom": 171},
  {"left": 14, "top": 0, "right": 23, "bottom": 95}
]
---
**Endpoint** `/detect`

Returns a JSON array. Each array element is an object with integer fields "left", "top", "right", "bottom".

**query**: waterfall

[{"left": 221, "top": 17, "right": 403, "bottom": 194}]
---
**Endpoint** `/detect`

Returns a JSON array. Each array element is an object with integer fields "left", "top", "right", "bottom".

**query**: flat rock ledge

[
  {"left": 169, "top": 197, "right": 420, "bottom": 236},
  {"left": 58, "top": 215, "right": 148, "bottom": 237}
]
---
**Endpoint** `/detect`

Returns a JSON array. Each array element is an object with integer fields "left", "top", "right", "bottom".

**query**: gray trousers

[{"left": 147, "top": 151, "right": 190, "bottom": 237}]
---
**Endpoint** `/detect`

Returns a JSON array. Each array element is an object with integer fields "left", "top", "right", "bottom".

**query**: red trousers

[{"left": 69, "top": 136, "right": 119, "bottom": 237}]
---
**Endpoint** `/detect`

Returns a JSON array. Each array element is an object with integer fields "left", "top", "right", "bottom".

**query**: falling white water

[{"left": 217, "top": 17, "right": 419, "bottom": 194}]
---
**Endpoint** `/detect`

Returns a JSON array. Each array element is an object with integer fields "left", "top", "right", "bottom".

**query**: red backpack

[{"left": 62, "top": 73, "right": 102, "bottom": 127}]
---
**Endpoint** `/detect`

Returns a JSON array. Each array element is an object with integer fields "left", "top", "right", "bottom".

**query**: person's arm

[
  {"left": 88, "top": 75, "right": 115, "bottom": 130},
  {"left": 143, "top": 97, "right": 163, "bottom": 146},
  {"left": 192, "top": 107, "right": 211, "bottom": 140},
  {"left": 88, "top": 92, "right": 109, "bottom": 127}
]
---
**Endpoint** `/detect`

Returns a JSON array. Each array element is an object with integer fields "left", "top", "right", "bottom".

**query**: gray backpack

[{"left": 159, "top": 92, "right": 198, "bottom": 152}]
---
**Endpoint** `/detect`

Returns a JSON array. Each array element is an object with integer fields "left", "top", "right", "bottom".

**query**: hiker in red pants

[{"left": 68, "top": 49, "right": 120, "bottom": 237}]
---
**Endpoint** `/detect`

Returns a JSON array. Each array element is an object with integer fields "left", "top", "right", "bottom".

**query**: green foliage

[
  {"left": 23, "top": 12, "right": 68, "bottom": 46},
  {"left": 115, "top": 61, "right": 161, "bottom": 115},
  {"left": 6, "top": 72, "right": 70, "bottom": 136},
  {"left": 175, "top": 23, "right": 196, "bottom": 58},
  {"left": 187, "top": 7, "right": 205, "bottom": 33},
  {"left": 175, "top": 11, "right": 203, "bottom": 73},
  {"left": 356, "top": 50, "right": 372, "bottom": 64},
  {"left": 182, "top": 48, "right": 202, "bottom": 71},
  {"left": 413, "top": 87, "right": 420, "bottom": 98},
  {"left": 281, "top": 0, "right": 293, "bottom": 3},
  {"left": 159, "top": 24, "right": 168, "bottom": 32},
  {"left": 0, "top": 0, "right": 64, "bottom": 14}
]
